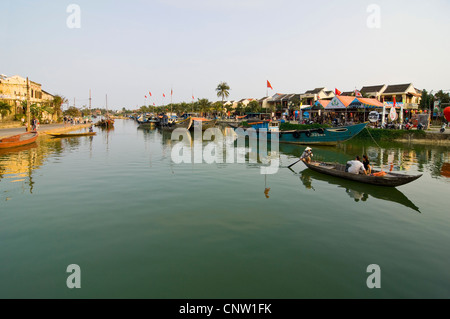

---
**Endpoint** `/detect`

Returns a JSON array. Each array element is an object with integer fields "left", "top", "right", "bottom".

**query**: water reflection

[
  {"left": 0, "top": 136, "right": 89, "bottom": 200},
  {"left": 297, "top": 168, "right": 421, "bottom": 213}
]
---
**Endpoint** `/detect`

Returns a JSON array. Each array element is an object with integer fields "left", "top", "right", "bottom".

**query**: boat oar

[{"left": 288, "top": 159, "right": 302, "bottom": 169}]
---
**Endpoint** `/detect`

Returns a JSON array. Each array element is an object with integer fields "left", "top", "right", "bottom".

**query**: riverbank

[
  {"left": 354, "top": 127, "right": 450, "bottom": 145},
  {"left": 0, "top": 123, "right": 92, "bottom": 139}
]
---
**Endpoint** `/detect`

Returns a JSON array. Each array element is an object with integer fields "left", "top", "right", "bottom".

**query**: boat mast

[
  {"left": 106, "top": 94, "right": 108, "bottom": 118},
  {"left": 26, "top": 77, "right": 31, "bottom": 132},
  {"left": 89, "top": 89, "right": 92, "bottom": 118}
]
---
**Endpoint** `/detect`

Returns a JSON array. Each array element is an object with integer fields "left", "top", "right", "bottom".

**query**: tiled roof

[
  {"left": 361, "top": 85, "right": 385, "bottom": 94},
  {"left": 304, "top": 88, "right": 325, "bottom": 94},
  {"left": 383, "top": 84, "right": 412, "bottom": 94}
]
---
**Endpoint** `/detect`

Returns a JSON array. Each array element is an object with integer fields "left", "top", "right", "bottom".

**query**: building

[
  {"left": 380, "top": 83, "right": 421, "bottom": 109},
  {"left": 300, "top": 88, "right": 335, "bottom": 105},
  {"left": 0, "top": 74, "right": 56, "bottom": 121},
  {"left": 360, "top": 85, "right": 387, "bottom": 100}
]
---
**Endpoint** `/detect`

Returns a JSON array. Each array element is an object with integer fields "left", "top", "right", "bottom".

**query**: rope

[
  {"left": 365, "top": 127, "right": 382, "bottom": 148},
  {"left": 364, "top": 127, "right": 384, "bottom": 172}
]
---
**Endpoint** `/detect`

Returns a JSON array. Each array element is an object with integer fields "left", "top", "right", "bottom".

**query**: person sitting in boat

[
  {"left": 346, "top": 156, "right": 367, "bottom": 175},
  {"left": 300, "top": 147, "right": 313, "bottom": 164},
  {"left": 362, "top": 155, "right": 372, "bottom": 175},
  {"left": 89, "top": 126, "right": 94, "bottom": 133}
]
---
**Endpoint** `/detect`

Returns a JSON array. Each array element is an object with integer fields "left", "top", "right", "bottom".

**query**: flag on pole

[
  {"left": 335, "top": 88, "right": 341, "bottom": 96},
  {"left": 355, "top": 90, "right": 362, "bottom": 97},
  {"left": 267, "top": 80, "right": 273, "bottom": 90},
  {"left": 145, "top": 95, "right": 147, "bottom": 98},
  {"left": 163, "top": 93, "right": 165, "bottom": 98},
  {"left": 149, "top": 92, "right": 152, "bottom": 97}
]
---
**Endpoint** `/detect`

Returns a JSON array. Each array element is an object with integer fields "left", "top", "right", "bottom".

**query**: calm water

[{"left": 0, "top": 120, "right": 449, "bottom": 298}]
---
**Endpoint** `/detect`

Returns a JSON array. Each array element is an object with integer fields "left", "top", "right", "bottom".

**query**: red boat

[{"left": 0, "top": 131, "right": 39, "bottom": 149}]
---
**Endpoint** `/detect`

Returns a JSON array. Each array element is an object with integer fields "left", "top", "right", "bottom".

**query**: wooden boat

[
  {"left": 48, "top": 132, "right": 96, "bottom": 138},
  {"left": 160, "top": 116, "right": 193, "bottom": 131},
  {"left": 0, "top": 131, "right": 39, "bottom": 149},
  {"left": 234, "top": 122, "right": 367, "bottom": 146},
  {"left": 299, "top": 168, "right": 420, "bottom": 212},
  {"left": 304, "top": 160, "right": 422, "bottom": 187},
  {"left": 95, "top": 118, "right": 114, "bottom": 128},
  {"left": 190, "top": 118, "right": 217, "bottom": 131}
]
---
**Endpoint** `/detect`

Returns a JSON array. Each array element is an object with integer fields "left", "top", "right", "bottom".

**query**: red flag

[
  {"left": 149, "top": 92, "right": 152, "bottom": 97},
  {"left": 267, "top": 80, "right": 273, "bottom": 90},
  {"left": 335, "top": 88, "right": 341, "bottom": 96},
  {"left": 145, "top": 95, "right": 147, "bottom": 98},
  {"left": 163, "top": 93, "right": 165, "bottom": 98},
  {"left": 393, "top": 96, "right": 396, "bottom": 107},
  {"left": 355, "top": 90, "right": 362, "bottom": 97},
  {"left": 192, "top": 95, "right": 194, "bottom": 100},
  {"left": 153, "top": 103, "right": 155, "bottom": 106},
  {"left": 171, "top": 89, "right": 173, "bottom": 96}
]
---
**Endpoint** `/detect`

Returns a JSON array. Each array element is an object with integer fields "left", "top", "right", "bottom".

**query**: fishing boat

[
  {"left": 0, "top": 131, "right": 39, "bottom": 149},
  {"left": 235, "top": 122, "right": 367, "bottom": 146},
  {"left": 303, "top": 160, "right": 422, "bottom": 187},
  {"left": 299, "top": 169, "right": 420, "bottom": 212},
  {"left": 159, "top": 116, "right": 193, "bottom": 131},
  {"left": 95, "top": 94, "right": 114, "bottom": 128},
  {"left": 48, "top": 132, "right": 96, "bottom": 138},
  {"left": 190, "top": 118, "right": 217, "bottom": 131}
]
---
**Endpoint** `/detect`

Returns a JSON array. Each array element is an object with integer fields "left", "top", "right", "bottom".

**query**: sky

[{"left": 1, "top": 0, "right": 450, "bottom": 110}]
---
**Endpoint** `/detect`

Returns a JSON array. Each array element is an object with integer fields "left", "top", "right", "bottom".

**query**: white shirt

[
  {"left": 301, "top": 151, "right": 313, "bottom": 159},
  {"left": 347, "top": 160, "right": 365, "bottom": 174}
]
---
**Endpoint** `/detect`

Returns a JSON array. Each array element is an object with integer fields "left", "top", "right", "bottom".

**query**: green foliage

[
  {"left": 64, "top": 106, "right": 81, "bottom": 117},
  {"left": 353, "top": 128, "right": 426, "bottom": 141},
  {"left": 279, "top": 123, "right": 330, "bottom": 131},
  {"left": 247, "top": 100, "right": 260, "bottom": 113},
  {"left": 0, "top": 101, "right": 12, "bottom": 117},
  {"left": 419, "top": 89, "right": 434, "bottom": 110}
]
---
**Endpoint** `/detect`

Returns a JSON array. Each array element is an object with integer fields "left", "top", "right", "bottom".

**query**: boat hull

[
  {"left": 0, "top": 131, "right": 39, "bottom": 149},
  {"left": 277, "top": 123, "right": 367, "bottom": 145},
  {"left": 160, "top": 117, "right": 193, "bottom": 131},
  {"left": 49, "top": 132, "right": 96, "bottom": 137},
  {"left": 304, "top": 161, "right": 422, "bottom": 187}
]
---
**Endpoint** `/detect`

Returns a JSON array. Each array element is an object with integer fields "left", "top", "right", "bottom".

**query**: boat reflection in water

[{"left": 297, "top": 168, "right": 421, "bottom": 213}]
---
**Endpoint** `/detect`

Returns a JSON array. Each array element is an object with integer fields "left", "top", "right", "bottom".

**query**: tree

[
  {"left": 197, "top": 98, "right": 211, "bottom": 114},
  {"left": 247, "top": 100, "right": 260, "bottom": 113},
  {"left": 53, "top": 95, "right": 67, "bottom": 119},
  {"left": 419, "top": 89, "right": 434, "bottom": 110},
  {"left": 0, "top": 101, "right": 12, "bottom": 119},
  {"left": 216, "top": 82, "right": 230, "bottom": 115},
  {"left": 434, "top": 90, "right": 450, "bottom": 107},
  {"left": 64, "top": 106, "right": 81, "bottom": 117}
]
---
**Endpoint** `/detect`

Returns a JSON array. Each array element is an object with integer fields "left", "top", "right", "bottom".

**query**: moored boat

[
  {"left": 159, "top": 116, "right": 193, "bottom": 131},
  {"left": 0, "top": 131, "right": 39, "bottom": 149},
  {"left": 235, "top": 122, "right": 367, "bottom": 146},
  {"left": 190, "top": 118, "right": 217, "bottom": 131},
  {"left": 303, "top": 160, "right": 422, "bottom": 187},
  {"left": 48, "top": 132, "right": 96, "bottom": 138}
]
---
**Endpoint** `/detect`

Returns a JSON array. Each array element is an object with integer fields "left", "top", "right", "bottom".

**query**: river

[{"left": 0, "top": 119, "right": 449, "bottom": 298}]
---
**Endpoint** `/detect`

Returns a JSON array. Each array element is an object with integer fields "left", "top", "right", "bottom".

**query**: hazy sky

[{"left": 1, "top": 0, "right": 450, "bottom": 110}]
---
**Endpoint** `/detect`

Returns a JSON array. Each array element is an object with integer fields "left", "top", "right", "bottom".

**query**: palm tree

[
  {"left": 0, "top": 101, "right": 12, "bottom": 119},
  {"left": 53, "top": 95, "right": 68, "bottom": 120},
  {"left": 216, "top": 82, "right": 230, "bottom": 116}
]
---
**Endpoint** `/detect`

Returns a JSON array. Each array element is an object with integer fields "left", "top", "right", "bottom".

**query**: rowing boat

[
  {"left": 190, "top": 118, "right": 217, "bottom": 131},
  {"left": 48, "top": 132, "right": 96, "bottom": 138},
  {"left": 0, "top": 131, "right": 39, "bottom": 149},
  {"left": 304, "top": 160, "right": 422, "bottom": 187}
]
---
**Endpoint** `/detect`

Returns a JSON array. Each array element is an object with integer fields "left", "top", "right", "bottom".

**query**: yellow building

[{"left": 0, "top": 74, "right": 56, "bottom": 122}]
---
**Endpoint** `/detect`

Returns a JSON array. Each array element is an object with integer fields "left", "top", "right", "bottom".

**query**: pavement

[{"left": 0, "top": 123, "right": 92, "bottom": 139}]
